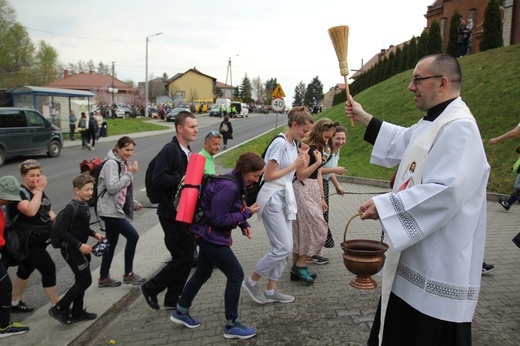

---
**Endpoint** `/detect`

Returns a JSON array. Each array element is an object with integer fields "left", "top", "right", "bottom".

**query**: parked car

[
  {"left": 114, "top": 105, "right": 132, "bottom": 118},
  {"left": 0, "top": 107, "right": 63, "bottom": 166},
  {"left": 166, "top": 107, "right": 190, "bottom": 122},
  {"left": 208, "top": 105, "right": 223, "bottom": 117}
]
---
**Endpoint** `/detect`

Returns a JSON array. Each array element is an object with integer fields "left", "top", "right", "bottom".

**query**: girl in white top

[{"left": 242, "top": 106, "right": 313, "bottom": 304}]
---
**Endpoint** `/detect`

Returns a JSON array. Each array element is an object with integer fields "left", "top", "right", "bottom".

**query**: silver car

[{"left": 166, "top": 107, "right": 190, "bottom": 122}]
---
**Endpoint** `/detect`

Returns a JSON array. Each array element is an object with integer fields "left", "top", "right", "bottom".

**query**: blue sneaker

[
  {"left": 223, "top": 322, "right": 256, "bottom": 339},
  {"left": 170, "top": 310, "right": 201, "bottom": 329}
]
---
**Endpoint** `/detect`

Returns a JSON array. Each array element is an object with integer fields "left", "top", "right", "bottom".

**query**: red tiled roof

[{"left": 44, "top": 71, "right": 134, "bottom": 92}]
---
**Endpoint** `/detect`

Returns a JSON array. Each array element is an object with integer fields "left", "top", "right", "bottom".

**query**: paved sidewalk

[
  {"left": 11, "top": 177, "right": 517, "bottom": 346},
  {"left": 10, "top": 124, "right": 520, "bottom": 345}
]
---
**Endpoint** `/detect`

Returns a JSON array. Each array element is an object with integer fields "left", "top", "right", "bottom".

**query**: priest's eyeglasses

[{"left": 411, "top": 75, "right": 443, "bottom": 86}]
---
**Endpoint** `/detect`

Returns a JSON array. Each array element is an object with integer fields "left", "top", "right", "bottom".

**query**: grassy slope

[{"left": 218, "top": 44, "right": 520, "bottom": 194}]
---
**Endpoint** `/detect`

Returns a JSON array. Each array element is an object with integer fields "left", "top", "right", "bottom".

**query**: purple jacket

[{"left": 190, "top": 170, "right": 252, "bottom": 247}]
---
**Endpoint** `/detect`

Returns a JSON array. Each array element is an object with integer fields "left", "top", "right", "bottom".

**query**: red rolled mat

[{"left": 175, "top": 153, "right": 206, "bottom": 223}]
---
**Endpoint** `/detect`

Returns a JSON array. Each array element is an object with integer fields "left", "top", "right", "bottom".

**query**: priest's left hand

[{"left": 358, "top": 198, "right": 379, "bottom": 220}]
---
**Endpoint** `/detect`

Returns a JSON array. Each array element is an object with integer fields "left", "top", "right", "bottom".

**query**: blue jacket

[{"left": 190, "top": 170, "right": 252, "bottom": 247}]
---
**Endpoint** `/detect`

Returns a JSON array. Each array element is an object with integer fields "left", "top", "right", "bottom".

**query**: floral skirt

[{"left": 292, "top": 179, "right": 328, "bottom": 256}]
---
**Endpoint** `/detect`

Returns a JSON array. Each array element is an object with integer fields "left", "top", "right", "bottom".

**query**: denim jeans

[
  {"left": 177, "top": 237, "right": 244, "bottom": 323},
  {"left": 100, "top": 217, "right": 139, "bottom": 279}
]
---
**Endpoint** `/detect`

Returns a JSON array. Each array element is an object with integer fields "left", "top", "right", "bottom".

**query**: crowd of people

[{"left": 0, "top": 53, "right": 507, "bottom": 344}]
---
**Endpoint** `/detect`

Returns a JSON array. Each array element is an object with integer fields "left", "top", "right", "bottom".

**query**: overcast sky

[{"left": 11, "top": 0, "right": 433, "bottom": 106}]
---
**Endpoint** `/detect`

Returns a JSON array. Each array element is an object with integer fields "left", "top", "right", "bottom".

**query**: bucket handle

[{"left": 343, "top": 212, "right": 363, "bottom": 243}]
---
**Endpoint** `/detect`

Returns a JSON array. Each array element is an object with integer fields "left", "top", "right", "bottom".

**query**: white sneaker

[
  {"left": 264, "top": 289, "right": 294, "bottom": 303},
  {"left": 242, "top": 280, "right": 266, "bottom": 304}
]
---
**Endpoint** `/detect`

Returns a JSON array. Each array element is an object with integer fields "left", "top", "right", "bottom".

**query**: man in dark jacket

[{"left": 141, "top": 111, "right": 199, "bottom": 310}]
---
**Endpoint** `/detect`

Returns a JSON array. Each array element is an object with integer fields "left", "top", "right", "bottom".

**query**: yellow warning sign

[{"left": 272, "top": 84, "right": 286, "bottom": 98}]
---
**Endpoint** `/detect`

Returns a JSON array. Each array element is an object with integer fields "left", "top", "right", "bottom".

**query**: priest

[{"left": 345, "top": 53, "right": 490, "bottom": 346}]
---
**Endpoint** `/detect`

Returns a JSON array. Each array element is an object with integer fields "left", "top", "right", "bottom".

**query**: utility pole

[{"left": 224, "top": 55, "right": 238, "bottom": 100}]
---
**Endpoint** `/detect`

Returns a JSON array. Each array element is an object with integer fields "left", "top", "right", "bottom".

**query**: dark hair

[
  {"left": 235, "top": 152, "right": 265, "bottom": 174},
  {"left": 113, "top": 136, "right": 136, "bottom": 151},
  {"left": 73, "top": 172, "right": 96, "bottom": 190},
  {"left": 287, "top": 106, "right": 313, "bottom": 127},
  {"left": 419, "top": 53, "right": 462, "bottom": 89},
  {"left": 174, "top": 111, "right": 195, "bottom": 128}
]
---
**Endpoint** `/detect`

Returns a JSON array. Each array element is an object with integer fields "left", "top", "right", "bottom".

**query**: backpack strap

[
  {"left": 261, "top": 134, "right": 285, "bottom": 159},
  {"left": 7, "top": 186, "right": 31, "bottom": 227},
  {"left": 95, "top": 158, "right": 122, "bottom": 217}
]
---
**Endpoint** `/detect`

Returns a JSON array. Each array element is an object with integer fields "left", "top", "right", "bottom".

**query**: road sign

[
  {"left": 271, "top": 98, "right": 285, "bottom": 112},
  {"left": 272, "top": 84, "right": 286, "bottom": 98}
]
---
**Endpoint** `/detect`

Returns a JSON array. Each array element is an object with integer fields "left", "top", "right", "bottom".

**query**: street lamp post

[
  {"left": 108, "top": 61, "right": 118, "bottom": 118},
  {"left": 145, "top": 32, "right": 163, "bottom": 118}
]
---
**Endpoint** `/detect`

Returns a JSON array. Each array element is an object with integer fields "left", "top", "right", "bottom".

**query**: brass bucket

[{"left": 340, "top": 213, "right": 388, "bottom": 289}]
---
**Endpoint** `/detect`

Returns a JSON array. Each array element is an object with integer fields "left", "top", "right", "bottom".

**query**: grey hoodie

[{"left": 96, "top": 149, "right": 140, "bottom": 219}]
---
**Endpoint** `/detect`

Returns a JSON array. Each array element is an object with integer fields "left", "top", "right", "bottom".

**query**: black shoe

[
  {"left": 482, "top": 262, "right": 495, "bottom": 274},
  {"left": 499, "top": 198, "right": 511, "bottom": 211},
  {"left": 11, "top": 301, "right": 34, "bottom": 313},
  {"left": 49, "top": 306, "right": 72, "bottom": 325},
  {"left": 71, "top": 309, "right": 97, "bottom": 322},
  {"left": 290, "top": 264, "right": 315, "bottom": 284},
  {"left": 513, "top": 232, "right": 520, "bottom": 248},
  {"left": 141, "top": 283, "right": 159, "bottom": 310}
]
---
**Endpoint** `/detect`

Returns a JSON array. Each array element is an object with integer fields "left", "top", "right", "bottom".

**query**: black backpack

[
  {"left": 89, "top": 117, "right": 98, "bottom": 132},
  {"left": 174, "top": 174, "right": 241, "bottom": 225},
  {"left": 50, "top": 202, "right": 78, "bottom": 248},
  {"left": 145, "top": 142, "right": 174, "bottom": 204},
  {"left": 244, "top": 134, "right": 285, "bottom": 206}
]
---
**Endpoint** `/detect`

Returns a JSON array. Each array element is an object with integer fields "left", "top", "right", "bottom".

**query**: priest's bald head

[{"left": 409, "top": 54, "right": 462, "bottom": 112}]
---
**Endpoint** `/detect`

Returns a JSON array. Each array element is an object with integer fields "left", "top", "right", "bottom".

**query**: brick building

[
  {"left": 426, "top": 0, "right": 520, "bottom": 54},
  {"left": 352, "top": 0, "right": 519, "bottom": 80}
]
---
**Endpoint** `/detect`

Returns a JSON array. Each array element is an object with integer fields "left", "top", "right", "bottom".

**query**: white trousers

[{"left": 254, "top": 191, "right": 293, "bottom": 281}]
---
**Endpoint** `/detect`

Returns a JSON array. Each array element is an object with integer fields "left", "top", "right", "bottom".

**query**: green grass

[
  {"left": 70, "top": 117, "right": 168, "bottom": 140},
  {"left": 217, "top": 44, "right": 520, "bottom": 194}
]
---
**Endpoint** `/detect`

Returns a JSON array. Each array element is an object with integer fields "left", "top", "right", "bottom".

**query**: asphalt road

[{"left": 0, "top": 112, "right": 284, "bottom": 317}]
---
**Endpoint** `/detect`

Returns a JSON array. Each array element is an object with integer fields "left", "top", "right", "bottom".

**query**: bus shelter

[{"left": 8, "top": 86, "right": 96, "bottom": 131}]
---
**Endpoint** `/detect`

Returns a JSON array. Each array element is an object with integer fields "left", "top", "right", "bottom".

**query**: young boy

[
  {"left": 48, "top": 172, "right": 104, "bottom": 325},
  {"left": 0, "top": 176, "right": 30, "bottom": 338}
]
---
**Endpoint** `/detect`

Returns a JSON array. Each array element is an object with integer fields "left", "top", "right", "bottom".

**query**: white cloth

[
  {"left": 257, "top": 179, "right": 297, "bottom": 220},
  {"left": 322, "top": 150, "right": 340, "bottom": 181},
  {"left": 257, "top": 133, "right": 298, "bottom": 220},
  {"left": 369, "top": 97, "right": 490, "bottom": 340}
]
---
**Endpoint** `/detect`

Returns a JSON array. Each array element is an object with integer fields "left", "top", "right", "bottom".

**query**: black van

[{"left": 0, "top": 107, "right": 63, "bottom": 166}]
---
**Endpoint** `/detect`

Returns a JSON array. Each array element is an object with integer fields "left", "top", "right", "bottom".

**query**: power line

[{"left": 6, "top": 20, "right": 140, "bottom": 43}]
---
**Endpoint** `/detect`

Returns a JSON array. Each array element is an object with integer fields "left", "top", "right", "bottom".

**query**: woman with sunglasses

[
  {"left": 96, "top": 136, "right": 145, "bottom": 287},
  {"left": 291, "top": 118, "right": 336, "bottom": 284},
  {"left": 8, "top": 159, "right": 59, "bottom": 312}
]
